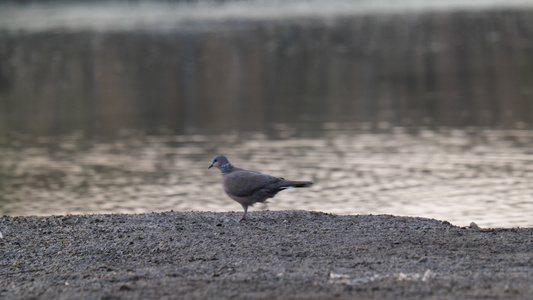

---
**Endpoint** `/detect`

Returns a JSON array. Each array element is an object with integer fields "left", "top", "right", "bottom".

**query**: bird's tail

[{"left": 280, "top": 180, "right": 314, "bottom": 188}]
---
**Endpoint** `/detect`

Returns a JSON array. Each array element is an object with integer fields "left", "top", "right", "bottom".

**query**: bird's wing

[{"left": 224, "top": 170, "right": 279, "bottom": 197}]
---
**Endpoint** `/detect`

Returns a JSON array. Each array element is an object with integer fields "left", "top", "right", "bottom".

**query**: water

[
  {"left": 2, "top": 127, "right": 533, "bottom": 228},
  {"left": 1, "top": 1, "right": 533, "bottom": 227}
]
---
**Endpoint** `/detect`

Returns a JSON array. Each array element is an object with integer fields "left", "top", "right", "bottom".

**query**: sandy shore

[{"left": 1, "top": 211, "right": 532, "bottom": 299}]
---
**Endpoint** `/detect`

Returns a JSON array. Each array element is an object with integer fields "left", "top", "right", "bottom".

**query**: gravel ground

[{"left": 1, "top": 211, "right": 533, "bottom": 299}]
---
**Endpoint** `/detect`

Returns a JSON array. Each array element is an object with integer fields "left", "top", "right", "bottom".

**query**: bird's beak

[{"left": 208, "top": 163, "right": 214, "bottom": 169}]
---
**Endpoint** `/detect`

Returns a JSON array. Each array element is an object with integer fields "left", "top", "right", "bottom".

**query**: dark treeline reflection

[{"left": 1, "top": 8, "right": 533, "bottom": 138}]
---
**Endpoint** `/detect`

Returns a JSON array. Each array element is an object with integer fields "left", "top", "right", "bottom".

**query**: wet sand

[{"left": 1, "top": 211, "right": 532, "bottom": 299}]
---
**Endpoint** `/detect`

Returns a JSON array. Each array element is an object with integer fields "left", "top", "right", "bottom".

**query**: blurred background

[{"left": 1, "top": 0, "right": 533, "bottom": 227}]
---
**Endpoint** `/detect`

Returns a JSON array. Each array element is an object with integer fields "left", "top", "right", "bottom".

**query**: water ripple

[{"left": 1, "top": 127, "right": 532, "bottom": 228}]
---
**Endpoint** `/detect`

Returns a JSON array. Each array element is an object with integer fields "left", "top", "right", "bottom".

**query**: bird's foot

[{"left": 239, "top": 207, "right": 248, "bottom": 222}]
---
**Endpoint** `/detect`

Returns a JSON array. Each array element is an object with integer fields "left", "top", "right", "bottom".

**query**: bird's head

[{"left": 208, "top": 155, "right": 230, "bottom": 170}]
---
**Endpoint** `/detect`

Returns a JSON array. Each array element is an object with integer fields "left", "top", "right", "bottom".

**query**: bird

[{"left": 208, "top": 155, "right": 313, "bottom": 222}]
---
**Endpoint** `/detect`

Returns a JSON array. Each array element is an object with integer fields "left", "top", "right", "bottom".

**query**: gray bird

[{"left": 208, "top": 155, "right": 313, "bottom": 221}]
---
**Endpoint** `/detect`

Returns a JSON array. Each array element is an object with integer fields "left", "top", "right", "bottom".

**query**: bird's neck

[{"left": 220, "top": 163, "right": 234, "bottom": 174}]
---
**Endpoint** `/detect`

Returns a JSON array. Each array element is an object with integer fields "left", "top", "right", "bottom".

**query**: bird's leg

[{"left": 239, "top": 206, "right": 248, "bottom": 222}]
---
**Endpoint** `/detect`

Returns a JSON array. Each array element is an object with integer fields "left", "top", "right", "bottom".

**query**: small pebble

[{"left": 469, "top": 222, "right": 480, "bottom": 230}]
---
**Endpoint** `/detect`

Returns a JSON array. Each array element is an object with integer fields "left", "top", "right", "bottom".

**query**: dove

[{"left": 208, "top": 155, "right": 313, "bottom": 221}]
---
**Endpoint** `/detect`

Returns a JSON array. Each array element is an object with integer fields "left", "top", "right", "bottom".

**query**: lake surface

[
  {"left": 2, "top": 127, "right": 533, "bottom": 228},
  {"left": 1, "top": 0, "right": 533, "bottom": 227}
]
